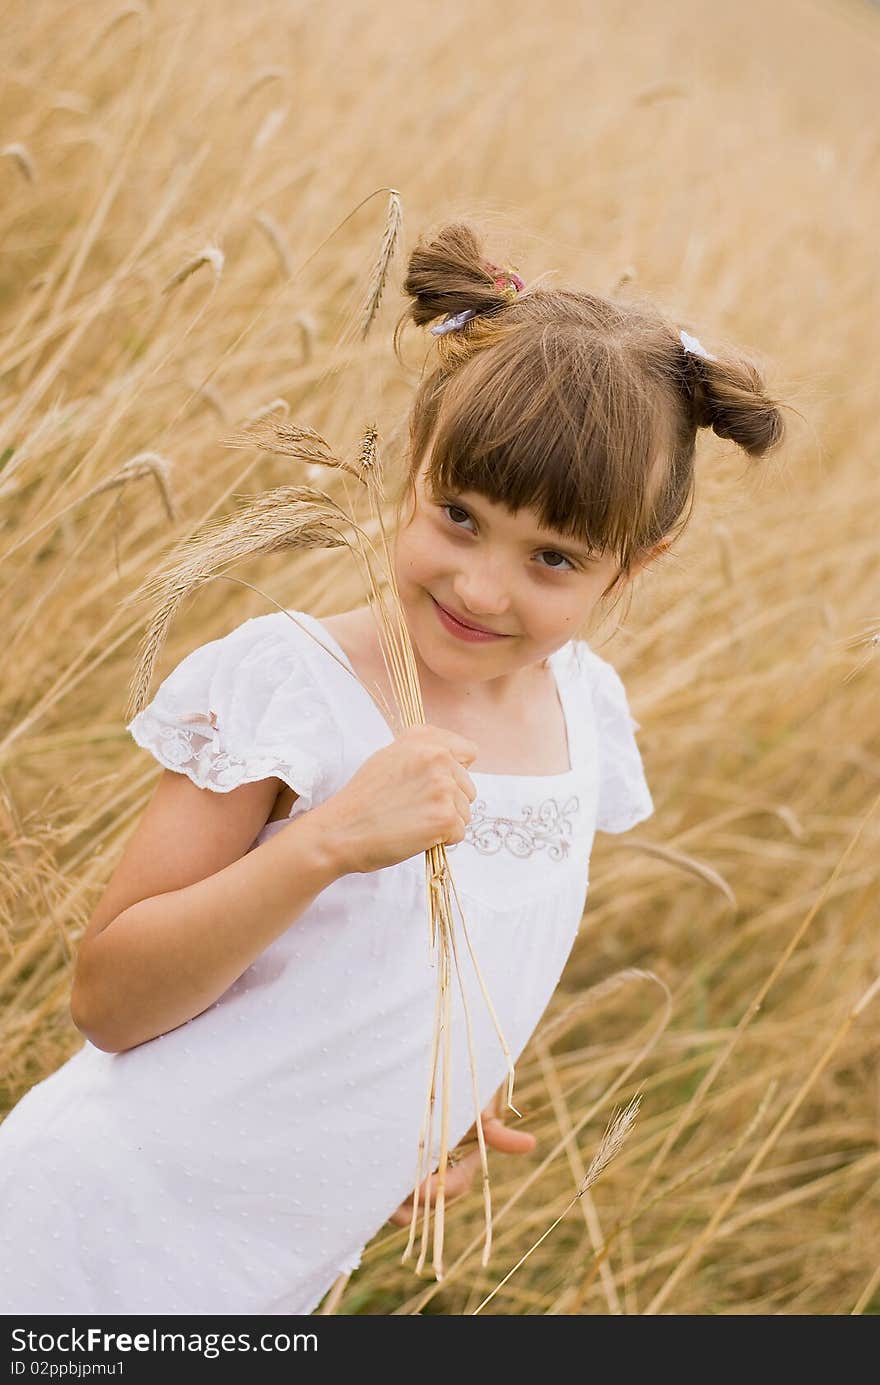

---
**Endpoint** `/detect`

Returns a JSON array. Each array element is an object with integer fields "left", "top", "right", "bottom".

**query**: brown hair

[{"left": 391, "top": 221, "right": 787, "bottom": 629}]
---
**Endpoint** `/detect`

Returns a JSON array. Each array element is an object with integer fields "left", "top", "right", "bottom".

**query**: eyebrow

[{"left": 437, "top": 487, "right": 596, "bottom": 558}]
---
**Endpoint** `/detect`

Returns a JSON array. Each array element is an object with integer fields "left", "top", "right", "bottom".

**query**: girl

[{"left": 0, "top": 222, "right": 785, "bottom": 1316}]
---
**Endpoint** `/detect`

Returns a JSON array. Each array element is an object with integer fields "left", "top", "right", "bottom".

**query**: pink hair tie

[
  {"left": 430, "top": 261, "right": 524, "bottom": 336},
  {"left": 488, "top": 268, "right": 524, "bottom": 296}
]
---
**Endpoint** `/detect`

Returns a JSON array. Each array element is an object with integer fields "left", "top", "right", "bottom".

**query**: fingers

[
  {"left": 455, "top": 1112, "right": 537, "bottom": 1155},
  {"left": 480, "top": 1116, "right": 537, "bottom": 1155},
  {"left": 387, "top": 1161, "right": 477, "bottom": 1225},
  {"left": 387, "top": 1119, "right": 539, "bottom": 1228}
]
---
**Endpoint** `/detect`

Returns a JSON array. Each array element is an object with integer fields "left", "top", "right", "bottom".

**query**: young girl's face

[{"left": 392, "top": 459, "right": 626, "bottom": 695}]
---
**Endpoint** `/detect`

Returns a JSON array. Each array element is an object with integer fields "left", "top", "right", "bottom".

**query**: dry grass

[{"left": 1, "top": 0, "right": 879, "bottom": 1315}]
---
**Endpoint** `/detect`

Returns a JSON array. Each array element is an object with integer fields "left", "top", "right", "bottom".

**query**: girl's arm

[{"left": 70, "top": 772, "right": 347, "bottom": 1054}]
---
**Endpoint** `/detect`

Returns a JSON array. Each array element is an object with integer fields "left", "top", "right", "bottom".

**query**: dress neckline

[{"left": 295, "top": 609, "right": 580, "bottom": 784}]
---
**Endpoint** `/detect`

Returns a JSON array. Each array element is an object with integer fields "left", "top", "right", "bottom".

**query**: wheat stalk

[
  {"left": 1, "top": 451, "right": 177, "bottom": 568},
  {"left": 1, "top": 143, "right": 36, "bottom": 182},
  {"left": 121, "top": 481, "right": 356, "bottom": 722},
  {"left": 221, "top": 419, "right": 362, "bottom": 478},
  {"left": 472, "top": 1095, "right": 643, "bottom": 1314},
  {"left": 183, "top": 375, "right": 227, "bottom": 422},
  {"left": 253, "top": 211, "right": 294, "bottom": 278},
  {"left": 252, "top": 106, "right": 288, "bottom": 153},
  {"left": 85, "top": 3, "right": 149, "bottom": 60},
  {"left": 161, "top": 243, "right": 225, "bottom": 295},
  {"left": 349, "top": 423, "right": 528, "bottom": 1275},
  {"left": 88, "top": 451, "right": 176, "bottom": 522},
  {"left": 359, "top": 189, "right": 403, "bottom": 340},
  {"left": 644, "top": 969, "right": 880, "bottom": 1314},
  {"left": 566, "top": 1078, "right": 780, "bottom": 1313},
  {"left": 236, "top": 67, "right": 286, "bottom": 106},
  {"left": 124, "top": 417, "right": 517, "bottom": 1281}
]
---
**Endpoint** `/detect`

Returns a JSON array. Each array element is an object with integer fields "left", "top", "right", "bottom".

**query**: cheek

[{"left": 394, "top": 514, "right": 443, "bottom": 577}]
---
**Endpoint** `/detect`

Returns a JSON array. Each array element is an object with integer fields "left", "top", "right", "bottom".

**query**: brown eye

[
  {"left": 538, "top": 551, "right": 575, "bottom": 571},
  {"left": 440, "top": 500, "right": 579, "bottom": 571},
  {"left": 441, "top": 503, "right": 474, "bottom": 530}
]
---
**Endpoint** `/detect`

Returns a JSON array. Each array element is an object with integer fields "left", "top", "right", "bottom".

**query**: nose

[{"left": 452, "top": 559, "right": 512, "bottom": 618}]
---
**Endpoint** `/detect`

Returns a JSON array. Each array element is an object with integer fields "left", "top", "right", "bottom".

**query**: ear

[{"left": 629, "top": 536, "right": 674, "bottom": 577}]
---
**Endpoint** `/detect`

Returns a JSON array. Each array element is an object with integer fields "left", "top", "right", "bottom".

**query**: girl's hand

[
  {"left": 311, "top": 723, "right": 479, "bottom": 875},
  {"left": 386, "top": 1107, "right": 537, "bottom": 1228}
]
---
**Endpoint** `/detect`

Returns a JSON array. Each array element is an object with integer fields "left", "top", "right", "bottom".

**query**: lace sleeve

[
  {"left": 125, "top": 613, "right": 340, "bottom": 813},
  {"left": 583, "top": 647, "right": 655, "bottom": 834}
]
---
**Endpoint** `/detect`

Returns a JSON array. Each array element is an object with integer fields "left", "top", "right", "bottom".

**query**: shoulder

[
  {"left": 140, "top": 608, "right": 333, "bottom": 695},
  {"left": 125, "top": 609, "right": 342, "bottom": 809},
  {"left": 567, "top": 638, "right": 655, "bottom": 834},
  {"left": 185, "top": 608, "right": 331, "bottom": 669},
  {"left": 567, "top": 638, "right": 641, "bottom": 729}
]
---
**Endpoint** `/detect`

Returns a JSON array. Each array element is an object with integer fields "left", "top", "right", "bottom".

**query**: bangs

[{"left": 418, "top": 326, "right": 677, "bottom": 571}]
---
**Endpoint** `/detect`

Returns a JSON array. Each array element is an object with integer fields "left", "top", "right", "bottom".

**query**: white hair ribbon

[
  {"left": 679, "top": 329, "right": 717, "bottom": 362},
  {"left": 430, "top": 308, "right": 480, "bottom": 337}
]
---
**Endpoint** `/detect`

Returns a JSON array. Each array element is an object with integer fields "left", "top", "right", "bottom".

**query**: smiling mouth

[{"left": 431, "top": 596, "right": 509, "bottom": 636}]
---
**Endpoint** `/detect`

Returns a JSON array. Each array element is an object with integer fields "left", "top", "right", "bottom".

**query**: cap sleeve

[
  {"left": 581, "top": 645, "right": 655, "bottom": 834},
  {"left": 125, "top": 611, "right": 340, "bottom": 814}
]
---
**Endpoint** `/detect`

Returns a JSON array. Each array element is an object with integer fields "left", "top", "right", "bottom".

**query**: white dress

[{"left": 0, "top": 608, "right": 654, "bottom": 1315}]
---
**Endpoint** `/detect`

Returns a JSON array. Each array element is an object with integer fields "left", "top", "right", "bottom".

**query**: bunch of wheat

[{"left": 123, "top": 417, "right": 523, "bottom": 1281}]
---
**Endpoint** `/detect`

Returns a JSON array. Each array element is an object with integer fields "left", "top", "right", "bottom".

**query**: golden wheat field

[{"left": 1, "top": 0, "right": 878, "bottom": 1317}]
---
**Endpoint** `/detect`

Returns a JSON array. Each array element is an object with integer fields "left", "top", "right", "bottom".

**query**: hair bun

[
  {"left": 399, "top": 223, "right": 522, "bottom": 334},
  {"left": 684, "top": 349, "right": 785, "bottom": 457}
]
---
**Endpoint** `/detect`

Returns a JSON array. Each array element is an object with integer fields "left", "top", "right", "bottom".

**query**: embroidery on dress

[
  {"left": 147, "top": 708, "right": 291, "bottom": 789},
  {"left": 448, "top": 795, "right": 580, "bottom": 861},
  {"left": 158, "top": 709, "right": 225, "bottom": 766}
]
